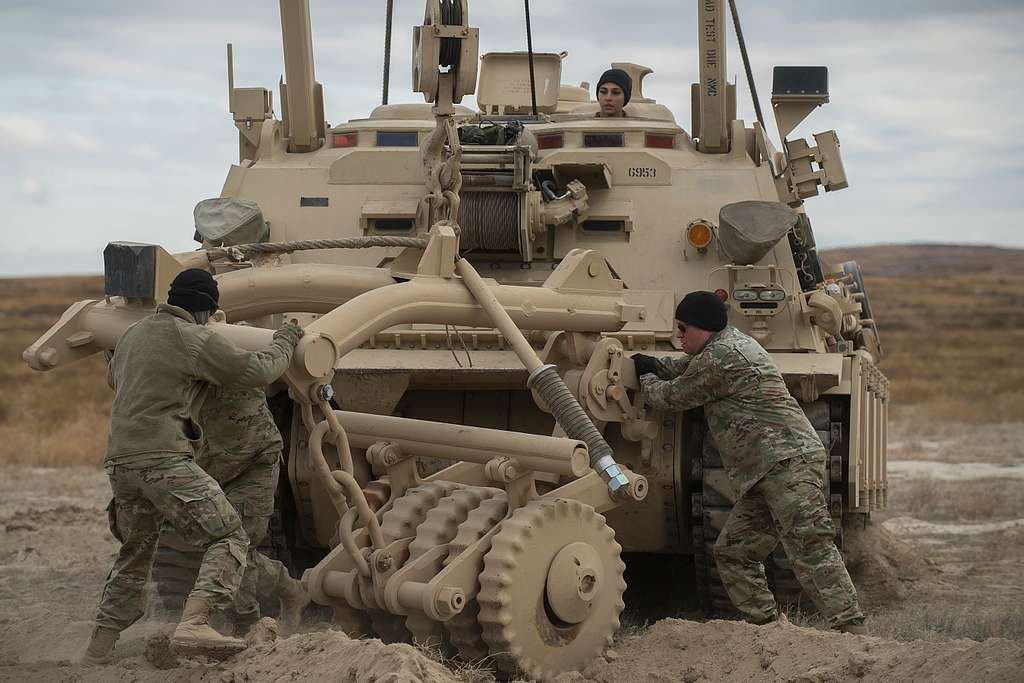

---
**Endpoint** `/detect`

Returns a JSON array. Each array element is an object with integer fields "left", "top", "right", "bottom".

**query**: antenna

[
  {"left": 226, "top": 43, "right": 235, "bottom": 108},
  {"left": 524, "top": 0, "right": 538, "bottom": 116},
  {"left": 382, "top": 0, "right": 394, "bottom": 105}
]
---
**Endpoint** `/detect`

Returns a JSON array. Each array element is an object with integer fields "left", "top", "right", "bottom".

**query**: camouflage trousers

[
  {"left": 197, "top": 448, "right": 290, "bottom": 624},
  {"left": 713, "top": 450, "right": 864, "bottom": 627},
  {"left": 97, "top": 454, "right": 249, "bottom": 632}
]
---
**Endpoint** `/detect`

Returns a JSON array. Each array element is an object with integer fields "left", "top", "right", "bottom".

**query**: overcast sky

[{"left": 1, "top": 0, "right": 1022, "bottom": 275}]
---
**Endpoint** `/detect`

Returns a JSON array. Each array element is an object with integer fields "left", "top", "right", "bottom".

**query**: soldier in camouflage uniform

[
  {"left": 196, "top": 385, "right": 309, "bottom": 633},
  {"left": 84, "top": 269, "right": 306, "bottom": 665},
  {"left": 634, "top": 291, "right": 866, "bottom": 633}
]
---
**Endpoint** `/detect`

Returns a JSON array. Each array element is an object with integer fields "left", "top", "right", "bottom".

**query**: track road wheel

[{"left": 477, "top": 499, "right": 625, "bottom": 681}]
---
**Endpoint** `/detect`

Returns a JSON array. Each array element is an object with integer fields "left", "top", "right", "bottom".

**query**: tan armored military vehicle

[{"left": 25, "top": 0, "right": 887, "bottom": 678}]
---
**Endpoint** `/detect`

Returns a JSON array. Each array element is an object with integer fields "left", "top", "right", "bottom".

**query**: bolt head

[
  {"left": 607, "top": 473, "right": 630, "bottom": 492},
  {"left": 317, "top": 384, "right": 336, "bottom": 402}
]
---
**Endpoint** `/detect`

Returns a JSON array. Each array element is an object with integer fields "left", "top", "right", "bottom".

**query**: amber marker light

[
  {"left": 645, "top": 133, "right": 675, "bottom": 149},
  {"left": 332, "top": 132, "right": 358, "bottom": 148},
  {"left": 715, "top": 288, "right": 729, "bottom": 301},
  {"left": 686, "top": 221, "right": 714, "bottom": 251},
  {"left": 537, "top": 133, "right": 564, "bottom": 150}
]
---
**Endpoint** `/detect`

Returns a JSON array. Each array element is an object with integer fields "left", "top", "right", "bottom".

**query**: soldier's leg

[
  {"left": 126, "top": 455, "right": 250, "bottom": 654},
  {"left": 219, "top": 451, "right": 291, "bottom": 629},
  {"left": 761, "top": 452, "right": 864, "bottom": 628},
  {"left": 85, "top": 466, "right": 163, "bottom": 663},
  {"left": 712, "top": 488, "right": 783, "bottom": 624}
]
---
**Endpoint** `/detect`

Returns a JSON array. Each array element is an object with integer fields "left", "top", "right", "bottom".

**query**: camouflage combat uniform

[
  {"left": 196, "top": 386, "right": 290, "bottom": 626},
  {"left": 97, "top": 304, "right": 298, "bottom": 633},
  {"left": 640, "top": 325, "right": 863, "bottom": 627}
]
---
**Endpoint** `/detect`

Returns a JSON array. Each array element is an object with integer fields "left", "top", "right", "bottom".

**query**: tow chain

[{"left": 417, "top": 104, "right": 464, "bottom": 236}]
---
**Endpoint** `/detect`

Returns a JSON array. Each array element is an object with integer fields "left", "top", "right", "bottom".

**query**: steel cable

[
  {"left": 438, "top": 0, "right": 462, "bottom": 69},
  {"left": 206, "top": 236, "right": 429, "bottom": 262}
]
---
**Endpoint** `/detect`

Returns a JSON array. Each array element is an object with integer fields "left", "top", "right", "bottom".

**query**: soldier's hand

[
  {"left": 632, "top": 353, "right": 659, "bottom": 378},
  {"left": 274, "top": 321, "right": 306, "bottom": 347}
]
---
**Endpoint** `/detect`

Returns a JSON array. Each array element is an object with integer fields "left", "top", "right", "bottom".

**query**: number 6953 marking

[{"left": 628, "top": 167, "right": 657, "bottom": 178}]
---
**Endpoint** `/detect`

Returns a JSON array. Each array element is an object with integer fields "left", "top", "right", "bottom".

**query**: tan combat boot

[
  {"left": 81, "top": 626, "right": 119, "bottom": 665},
  {"left": 171, "top": 596, "right": 247, "bottom": 658},
  {"left": 278, "top": 577, "right": 311, "bottom": 634}
]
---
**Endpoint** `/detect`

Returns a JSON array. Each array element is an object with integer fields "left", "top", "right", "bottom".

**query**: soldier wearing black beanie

[
  {"left": 631, "top": 287, "right": 867, "bottom": 634},
  {"left": 674, "top": 291, "right": 728, "bottom": 332},
  {"left": 596, "top": 68, "right": 632, "bottom": 117},
  {"left": 167, "top": 268, "right": 220, "bottom": 317}
]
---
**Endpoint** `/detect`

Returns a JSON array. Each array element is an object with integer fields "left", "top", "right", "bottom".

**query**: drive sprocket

[{"left": 477, "top": 498, "right": 625, "bottom": 681}]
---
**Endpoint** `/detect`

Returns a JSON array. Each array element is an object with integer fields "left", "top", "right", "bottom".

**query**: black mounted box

[
  {"left": 103, "top": 242, "right": 159, "bottom": 298},
  {"left": 772, "top": 66, "right": 829, "bottom": 98}
]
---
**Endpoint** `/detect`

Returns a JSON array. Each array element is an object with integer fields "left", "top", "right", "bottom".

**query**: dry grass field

[
  {"left": 822, "top": 244, "right": 1024, "bottom": 425},
  {"left": 0, "top": 276, "right": 108, "bottom": 466}
]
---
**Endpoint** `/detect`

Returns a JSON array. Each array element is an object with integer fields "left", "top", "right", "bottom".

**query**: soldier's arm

[
  {"left": 641, "top": 350, "right": 732, "bottom": 411},
  {"left": 191, "top": 329, "right": 299, "bottom": 390},
  {"left": 653, "top": 355, "right": 692, "bottom": 380}
]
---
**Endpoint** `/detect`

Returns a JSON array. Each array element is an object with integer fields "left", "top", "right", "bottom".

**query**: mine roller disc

[
  {"left": 443, "top": 495, "right": 508, "bottom": 662},
  {"left": 371, "top": 481, "right": 461, "bottom": 643},
  {"left": 404, "top": 487, "right": 498, "bottom": 652},
  {"left": 477, "top": 498, "right": 625, "bottom": 681}
]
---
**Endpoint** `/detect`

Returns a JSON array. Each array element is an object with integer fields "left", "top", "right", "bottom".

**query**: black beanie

[
  {"left": 675, "top": 291, "right": 728, "bottom": 332},
  {"left": 167, "top": 268, "right": 220, "bottom": 314},
  {"left": 597, "top": 68, "right": 632, "bottom": 105}
]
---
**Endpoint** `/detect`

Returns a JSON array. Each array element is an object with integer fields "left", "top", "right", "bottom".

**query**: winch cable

[
  {"left": 438, "top": 0, "right": 462, "bottom": 70},
  {"left": 727, "top": 0, "right": 766, "bottom": 132},
  {"left": 382, "top": 0, "right": 394, "bottom": 105},
  {"left": 524, "top": 0, "right": 538, "bottom": 116},
  {"left": 205, "top": 236, "right": 429, "bottom": 262}
]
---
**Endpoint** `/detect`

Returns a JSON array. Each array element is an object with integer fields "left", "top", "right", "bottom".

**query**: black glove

[
  {"left": 274, "top": 321, "right": 305, "bottom": 347},
  {"left": 632, "top": 353, "right": 659, "bottom": 378}
]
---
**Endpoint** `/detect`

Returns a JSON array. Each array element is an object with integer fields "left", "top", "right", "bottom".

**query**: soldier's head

[
  {"left": 596, "top": 68, "right": 631, "bottom": 118},
  {"left": 167, "top": 268, "right": 220, "bottom": 324},
  {"left": 675, "top": 291, "right": 728, "bottom": 354}
]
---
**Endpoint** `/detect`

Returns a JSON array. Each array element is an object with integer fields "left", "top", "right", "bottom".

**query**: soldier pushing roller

[
  {"left": 634, "top": 292, "right": 867, "bottom": 633},
  {"left": 83, "top": 269, "right": 306, "bottom": 664},
  {"left": 196, "top": 385, "right": 310, "bottom": 634}
]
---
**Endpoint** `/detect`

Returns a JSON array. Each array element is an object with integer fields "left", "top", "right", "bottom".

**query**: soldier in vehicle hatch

[
  {"left": 595, "top": 68, "right": 631, "bottom": 118},
  {"left": 195, "top": 385, "right": 309, "bottom": 635},
  {"left": 83, "top": 268, "right": 306, "bottom": 665},
  {"left": 632, "top": 291, "right": 867, "bottom": 634}
]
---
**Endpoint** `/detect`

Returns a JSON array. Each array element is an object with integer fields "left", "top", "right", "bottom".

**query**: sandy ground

[{"left": 1, "top": 420, "right": 1022, "bottom": 682}]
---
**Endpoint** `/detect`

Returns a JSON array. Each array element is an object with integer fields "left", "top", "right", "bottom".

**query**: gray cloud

[{"left": 1, "top": 0, "right": 1022, "bottom": 276}]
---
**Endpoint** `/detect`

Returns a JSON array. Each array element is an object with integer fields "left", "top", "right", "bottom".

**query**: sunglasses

[{"left": 676, "top": 322, "right": 688, "bottom": 334}]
